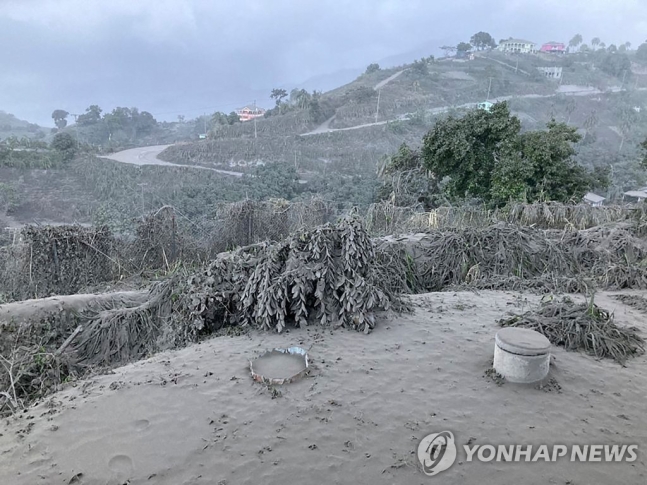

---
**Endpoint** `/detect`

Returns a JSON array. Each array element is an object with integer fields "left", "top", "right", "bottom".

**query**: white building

[
  {"left": 583, "top": 192, "right": 605, "bottom": 206},
  {"left": 623, "top": 190, "right": 647, "bottom": 202},
  {"left": 498, "top": 39, "right": 536, "bottom": 54}
]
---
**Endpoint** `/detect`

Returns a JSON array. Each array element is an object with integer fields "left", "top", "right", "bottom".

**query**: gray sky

[{"left": 1, "top": 0, "right": 645, "bottom": 125}]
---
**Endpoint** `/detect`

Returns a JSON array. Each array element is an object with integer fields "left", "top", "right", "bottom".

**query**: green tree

[
  {"left": 365, "top": 63, "right": 380, "bottom": 74},
  {"left": 569, "top": 34, "right": 583, "bottom": 51},
  {"left": 470, "top": 32, "right": 496, "bottom": 50},
  {"left": 51, "top": 109, "right": 69, "bottom": 130},
  {"left": 490, "top": 121, "right": 593, "bottom": 204},
  {"left": 422, "top": 102, "right": 520, "bottom": 202},
  {"left": 421, "top": 102, "right": 601, "bottom": 206},
  {"left": 591, "top": 37, "right": 601, "bottom": 50}
]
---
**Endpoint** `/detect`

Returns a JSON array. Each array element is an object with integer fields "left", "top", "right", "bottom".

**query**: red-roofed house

[
  {"left": 540, "top": 42, "right": 566, "bottom": 53},
  {"left": 236, "top": 106, "right": 266, "bottom": 122}
]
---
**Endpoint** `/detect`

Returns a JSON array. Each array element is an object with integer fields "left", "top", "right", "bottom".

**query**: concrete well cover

[
  {"left": 496, "top": 327, "right": 551, "bottom": 356},
  {"left": 250, "top": 346, "right": 309, "bottom": 385}
]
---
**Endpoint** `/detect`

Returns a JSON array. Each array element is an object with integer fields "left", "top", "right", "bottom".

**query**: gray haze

[{"left": 1, "top": 0, "right": 645, "bottom": 125}]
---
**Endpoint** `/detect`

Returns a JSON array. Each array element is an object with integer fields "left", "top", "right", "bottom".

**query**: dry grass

[
  {"left": 500, "top": 296, "right": 645, "bottom": 365},
  {"left": 366, "top": 201, "right": 644, "bottom": 235}
]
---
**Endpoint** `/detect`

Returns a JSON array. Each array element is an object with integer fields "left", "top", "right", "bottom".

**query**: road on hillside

[
  {"left": 99, "top": 145, "right": 244, "bottom": 177},
  {"left": 302, "top": 69, "right": 406, "bottom": 136},
  {"left": 374, "top": 69, "right": 405, "bottom": 90},
  {"left": 301, "top": 85, "right": 646, "bottom": 137}
]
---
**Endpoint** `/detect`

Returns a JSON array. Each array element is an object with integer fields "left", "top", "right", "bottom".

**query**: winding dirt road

[{"left": 100, "top": 145, "right": 244, "bottom": 177}]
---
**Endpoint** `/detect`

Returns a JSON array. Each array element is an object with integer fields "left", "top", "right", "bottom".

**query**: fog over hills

[{"left": 1, "top": 0, "right": 645, "bottom": 125}]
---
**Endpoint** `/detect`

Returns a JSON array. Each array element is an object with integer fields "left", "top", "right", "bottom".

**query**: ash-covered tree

[
  {"left": 410, "top": 58, "right": 430, "bottom": 75},
  {"left": 270, "top": 88, "right": 288, "bottom": 106},
  {"left": 51, "top": 109, "right": 69, "bottom": 130},
  {"left": 377, "top": 143, "right": 445, "bottom": 209},
  {"left": 641, "top": 137, "right": 647, "bottom": 169},
  {"left": 569, "top": 34, "right": 583, "bottom": 51},
  {"left": 211, "top": 111, "right": 228, "bottom": 127},
  {"left": 420, "top": 102, "right": 605, "bottom": 206},
  {"left": 636, "top": 42, "right": 647, "bottom": 63},
  {"left": 346, "top": 86, "right": 376, "bottom": 104},
  {"left": 227, "top": 111, "right": 240, "bottom": 125},
  {"left": 457, "top": 42, "right": 473, "bottom": 54},
  {"left": 76, "top": 105, "right": 102, "bottom": 126},
  {"left": 598, "top": 51, "right": 631, "bottom": 78},
  {"left": 292, "top": 89, "right": 312, "bottom": 109},
  {"left": 365, "top": 63, "right": 380, "bottom": 74},
  {"left": 470, "top": 32, "right": 496, "bottom": 50},
  {"left": 50, "top": 132, "right": 77, "bottom": 162}
]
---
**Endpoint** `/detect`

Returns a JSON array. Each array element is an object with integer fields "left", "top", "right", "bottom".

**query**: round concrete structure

[{"left": 493, "top": 327, "right": 551, "bottom": 383}]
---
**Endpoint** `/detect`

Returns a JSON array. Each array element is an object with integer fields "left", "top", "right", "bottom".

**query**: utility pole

[
  {"left": 486, "top": 77, "right": 493, "bottom": 101},
  {"left": 203, "top": 113, "right": 207, "bottom": 135},
  {"left": 253, "top": 99, "right": 258, "bottom": 139},
  {"left": 375, "top": 89, "right": 381, "bottom": 123},
  {"left": 621, "top": 70, "right": 628, "bottom": 90},
  {"left": 137, "top": 182, "right": 148, "bottom": 216},
  {"left": 294, "top": 150, "right": 298, "bottom": 170},
  {"left": 70, "top": 114, "right": 81, "bottom": 143}
]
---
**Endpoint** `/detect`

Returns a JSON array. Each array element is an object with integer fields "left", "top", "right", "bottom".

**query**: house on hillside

[
  {"left": 477, "top": 101, "right": 494, "bottom": 111},
  {"left": 497, "top": 39, "right": 536, "bottom": 54},
  {"left": 583, "top": 192, "right": 605, "bottom": 206},
  {"left": 540, "top": 42, "right": 566, "bottom": 54},
  {"left": 623, "top": 189, "right": 647, "bottom": 202},
  {"left": 236, "top": 106, "right": 266, "bottom": 122}
]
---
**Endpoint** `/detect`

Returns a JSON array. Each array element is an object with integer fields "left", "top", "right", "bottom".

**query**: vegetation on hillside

[
  {"left": 380, "top": 102, "right": 608, "bottom": 208},
  {"left": 2, "top": 34, "right": 647, "bottom": 229}
]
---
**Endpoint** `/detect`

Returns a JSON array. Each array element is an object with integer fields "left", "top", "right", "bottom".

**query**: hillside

[
  {"left": 158, "top": 49, "right": 647, "bottom": 201},
  {"left": 2, "top": 47, "right": 647, "bottom": 230},
  {"left": 0, "top": 111, "right": 48, "bottom": 141}
]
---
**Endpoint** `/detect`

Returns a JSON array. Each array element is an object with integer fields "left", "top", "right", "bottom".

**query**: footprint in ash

[
  {"left": 134, "top": 419, "right": 150, "bottom": 431},
  {"left": 108, "top": 454, "right": 134, "bottom": 479}
]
